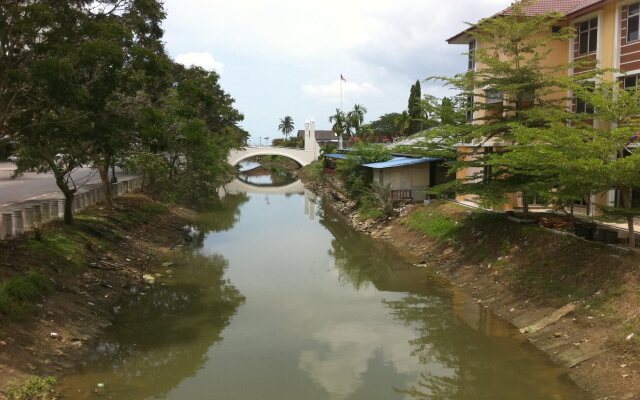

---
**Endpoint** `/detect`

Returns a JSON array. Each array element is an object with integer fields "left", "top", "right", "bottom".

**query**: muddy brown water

[{"left": 59, "top": 174, "right": 589, "bottom": 399}]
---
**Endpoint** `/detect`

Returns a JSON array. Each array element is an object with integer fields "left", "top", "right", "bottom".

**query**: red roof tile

[
  {"left": 499, "top": 0, "right": 606, "bottom": 17},
  {"left": 448, "top": 0, "right": 608, "bottom": 43}
]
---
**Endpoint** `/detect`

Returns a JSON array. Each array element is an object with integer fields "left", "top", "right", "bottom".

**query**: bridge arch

[
  {"left": 228, "top": 147, "right": 310, "bottom": 167},
  {"left": 228, "top": 119, "right": 322, "bottom": 167}
]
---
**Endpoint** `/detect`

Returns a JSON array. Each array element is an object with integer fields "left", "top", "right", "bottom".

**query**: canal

[{"left": 59, "top": 171, "right": 588, "bottom": 399}]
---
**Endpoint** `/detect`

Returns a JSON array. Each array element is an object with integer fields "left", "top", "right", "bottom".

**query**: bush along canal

[{"left": 58, "top": 177, "right": 588, "bottom": 400}]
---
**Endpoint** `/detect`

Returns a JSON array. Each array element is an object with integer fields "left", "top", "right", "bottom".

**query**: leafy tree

[
  {"left": 418, "top": 0, "right": 576, "bottom": 215},
  {"left": 437, "top": 97, "right": 467, "bottom": 126},
  {"left": 132, "top": 64, "right": 246, "bottom": 204},
  {"left": 336, "top": 142, "right": 391, "bottom": 199},
  {"left": 395, "top": 111, "right": 412, "bottom": 137},
  {"left": 364, "top": 112, "right": 401, "bottom": 137},
  {"left": 357, "top": 125, "right": 376, "bottom": 143},
  {"left": 278, "top": 116, "right": 295, "bottom": 140},
  {"left": 4, "top": 0, "right": 247, "bottom": 223},
  {"left": 407, "top": 80, "right": 422, "bottom": 134},
  {"left": 10, "top": 2, "right": 129, "bottom": 223},
  {"left": 495, "top": 81, "right": 640, "bottom": 246},
  {"left": 81, "top": 0, "right": 169, "bottom": 207},
  {"left": 0, "top": 1, "right": 88, "bottom": 140}
]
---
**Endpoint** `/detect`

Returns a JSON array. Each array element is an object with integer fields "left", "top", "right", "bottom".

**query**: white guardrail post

[
  {"left": 50, "top": 201, "right": 59, "bottom": 221},
  {"left": 24, "top": 207, "right": 34, "bottom": 232},
  {"left": 41, "top": 202, "right": 51, "bottom": 224},
  {"left": 12, "top": 210, "right": 24, "bottom": 236},
  {"left": 1, "top": 213, "right": 13, "bottom": 240}
]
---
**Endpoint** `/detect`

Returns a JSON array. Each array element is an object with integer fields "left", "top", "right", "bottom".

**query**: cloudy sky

[{"left": 162, "top": 0, "right": 509, "bottom": 144}]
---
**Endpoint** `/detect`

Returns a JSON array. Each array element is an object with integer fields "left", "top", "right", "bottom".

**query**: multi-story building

[{"left": 447, "top": 0, "right": 640, "bottom": 213}]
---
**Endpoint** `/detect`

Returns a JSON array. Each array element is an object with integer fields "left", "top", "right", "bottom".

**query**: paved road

[{"left": 0, "top": 162, "right": 127, "bottom": 211}]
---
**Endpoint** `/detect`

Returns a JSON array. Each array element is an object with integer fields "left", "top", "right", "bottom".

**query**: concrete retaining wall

[{"left": 0, "top": 176, "right": 144, "bottom": 240}]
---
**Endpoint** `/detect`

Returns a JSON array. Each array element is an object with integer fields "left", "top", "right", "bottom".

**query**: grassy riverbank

[
  {"left": 394, "top": 202, "right": 640, "bottom": 398},
  {"left": 301, "top": 164, "right": 640, "bottom": 399},
  {"left": 0, "top": 194, "right": 192, "bottom": 399}
]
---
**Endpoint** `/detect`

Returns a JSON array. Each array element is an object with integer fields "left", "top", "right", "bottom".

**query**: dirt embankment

[
  {"left": 0, "top": 194, "right": 193, "bottom": 399},
  {"left": 305, "top": 174, "right": 640, "bottom": 400}
]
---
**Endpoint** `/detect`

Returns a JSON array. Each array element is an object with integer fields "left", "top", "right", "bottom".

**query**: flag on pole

[{"left": 340, "top": 74, "right": 346, "bottom": 82}]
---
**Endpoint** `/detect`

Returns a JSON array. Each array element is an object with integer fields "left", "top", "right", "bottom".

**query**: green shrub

[
  {"left": 7, "top": 376, "right": 57, "bottom": 400},
  {"left": 404, "top": 209, "right": 458, "bottom": 240},
  {"left": 272, "top": 137, "right": 303, "bottom": 148},
  {"left": 358, "top": 196, "right": 386, "bottom": 220},
  {"left": 320, "top": 144, "right": 337, "bottom": 155},
  {"left": 0, "top": 273, "right": 53, "bottom": 319},
  {"left": 357, "top": 184, "right": 395, "bottom": 221},
  {"left": 298, "top": 160, "right": 325, "bottom": 183},
  {"left": 336, "top": 143, "right": 392, "bottom": 199}
]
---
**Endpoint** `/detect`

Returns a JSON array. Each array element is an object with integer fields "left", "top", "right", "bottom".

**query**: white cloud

[
  {"left": 175, "top": 52, "right": 224, "bottom": 73},
  {"left": 302, "top": 79, "right": 381, "bottom": 103},
  {"left": 163, "top": 0, "right": 511, "bottom": 137},
  {"left": 298, "top": 321, "right": 425, "bottom": 399}
]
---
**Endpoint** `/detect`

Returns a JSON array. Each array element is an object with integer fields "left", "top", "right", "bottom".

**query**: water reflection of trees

[
  {"left": 318, "top": 202, "right": 406, "bottom": 290},
  {"left": 318, "top": 201, "right": 581, "bottom": 400},
  {"left": 194, "top": 193, "right": 249, "bottom": 235},
  {"left": 72, "top": 252, "right": 245, "bottom": 399},
  {"left": 386, "top": 293, "right": 583, "bottom": 400}
]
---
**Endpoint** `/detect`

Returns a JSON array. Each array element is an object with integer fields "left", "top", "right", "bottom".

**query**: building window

[
  {"left": 574, "top": 83, "right": 594, "bottom": 114},
  {"left": 468, "top": 40, "right": 476, "bottom": 70},
  {"left": 628, "top": 3, "right": 640, "bottom": 42},
  {"left": 575, "top": 97, "right": 594, "bottom": 114},
  {"left": 577, "top": 17, "right": 598, "bottom": 55},
  {"left": 485, "top": 89, "right": 503, "bottom": 104},
  {"left": 466, "top": 95, "right": 474, "bottom": 121},
  {"left": 623, "top": 74, "right": 639, "bottom": 90}
]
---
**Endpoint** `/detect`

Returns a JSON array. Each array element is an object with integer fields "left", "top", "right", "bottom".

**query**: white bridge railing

[{"left": 0, "top": 176, "right": 144, "bottom": 241}]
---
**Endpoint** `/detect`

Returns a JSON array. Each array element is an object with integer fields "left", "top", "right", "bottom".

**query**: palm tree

[
  {"left": 329, "top": 108, "right": 346, "bottom": 137},
  {"left": 395, "top": 111, "right": 411, "bottom": 137},
  {"left": 347, "top": 104, "right": 367, "bottom": 136},
  {"left": 278, "top": 116, "right": 295, "bottom": 140},
  {"left": 329, "top": 108, "right": 347, "bottom": 149}
]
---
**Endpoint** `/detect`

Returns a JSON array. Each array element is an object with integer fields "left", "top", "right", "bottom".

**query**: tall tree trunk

[
  {"left": 64, "top": 192, "right": 74, "bottom": 225},
  {"left": 98, "top": 158, "right": 113, "bottom": 207},
  {"left": 52, "top": 173, "right": 76, "bottom": 225},
  {"left": 621, "top": 187, "right": 636, "bottom": 248}
]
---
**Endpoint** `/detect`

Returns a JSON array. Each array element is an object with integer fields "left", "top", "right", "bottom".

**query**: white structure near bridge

[{"left": 227, "top": 120, "right": 321, "bottom": 166}]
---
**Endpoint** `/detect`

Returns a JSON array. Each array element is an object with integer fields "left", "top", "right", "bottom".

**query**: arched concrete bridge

[{"left": 228, "top": 120, "right": 321, "bottom": 166}]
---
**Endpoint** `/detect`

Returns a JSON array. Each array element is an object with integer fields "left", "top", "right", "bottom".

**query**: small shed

[{"left": 363, "top": 157, "right": 448, "bottom": 202}]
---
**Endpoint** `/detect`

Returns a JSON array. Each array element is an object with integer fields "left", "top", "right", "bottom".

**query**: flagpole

[{"left": 340, "top": 77, "right": 343, "bottom": 110}]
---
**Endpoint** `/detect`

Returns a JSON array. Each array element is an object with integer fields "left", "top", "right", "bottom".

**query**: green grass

[
  {"left": 0, "top": 196, "right": 171, "bottom": 322},
  {"left": 298, "top": 160, "right": 324, "bottom": 183},
  {"left": 22, "top": 231, "right": 85, "bottom": 270},
  {"left": 7, "top": 376, "right": 57, "bottom": 400},
  {"left": 0, "top": 273, "right": 53, "bottom": 320},
  {"left": 107, "top": 202, "right": 168, "bottom": 229},
  {"left": 404, "top": 209, "right": 459, "bottom": 240}
]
